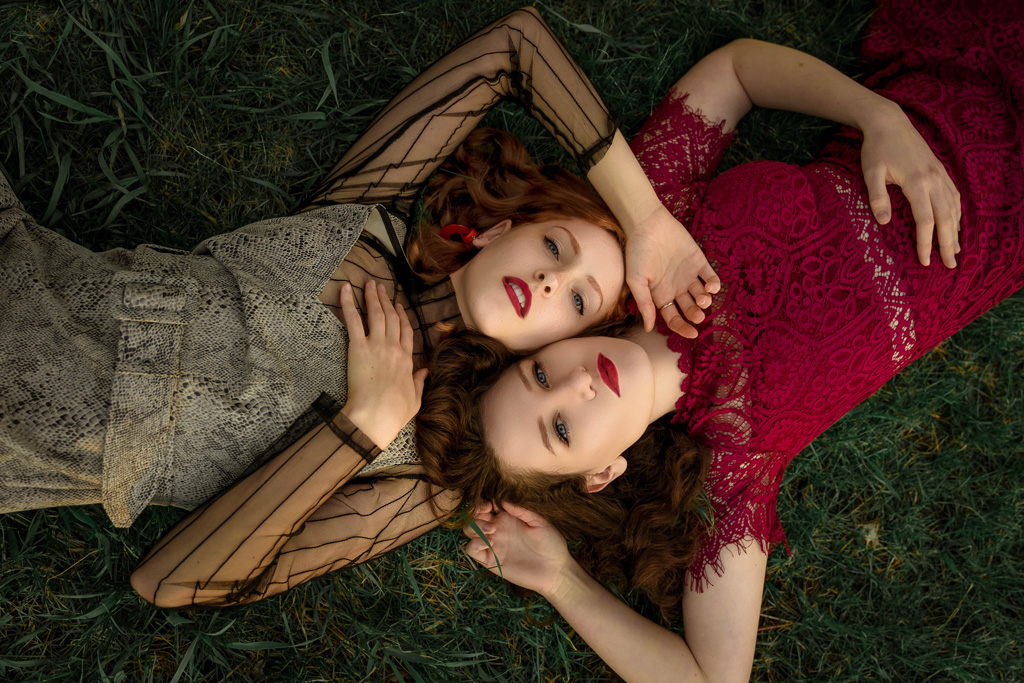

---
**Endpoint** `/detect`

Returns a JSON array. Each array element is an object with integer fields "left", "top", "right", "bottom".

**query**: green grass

[{"left": 1, "top": 0, "right": 1022, "bottom": 681}]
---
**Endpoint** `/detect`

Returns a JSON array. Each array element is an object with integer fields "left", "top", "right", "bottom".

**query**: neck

[
  {"left": 626, "top": 326, "right": 687, "bottom": 424},
  {"left": 448, "top": 266, "right": 469, "bottom": 324}
]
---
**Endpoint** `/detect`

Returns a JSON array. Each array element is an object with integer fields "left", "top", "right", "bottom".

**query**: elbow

[
  {"left": 506, "top": 6, "right": 547, "bottom": 34},
  {"left": 130, "top": 567, "right": 196, "bottom": 609},
  {"left": 515, "top": 6, "right": 543, "bottom": 21}
]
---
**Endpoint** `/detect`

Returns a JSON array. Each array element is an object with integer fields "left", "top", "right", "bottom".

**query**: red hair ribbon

[{"left": 440, "top": 223, "right": 478, "bottom": 244}]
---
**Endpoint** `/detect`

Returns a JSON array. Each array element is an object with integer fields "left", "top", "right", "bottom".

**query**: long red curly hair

[
  {"left": 416, "top": 328, "right": 710, "bottom": 617},
  {"left": 407, "top": 128, "right": 631, "bottom": 322}
]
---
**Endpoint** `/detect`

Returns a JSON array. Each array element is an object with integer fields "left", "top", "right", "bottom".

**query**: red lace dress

[{"left": 629, "top": 0, "right": 1024, "bottom": 588}]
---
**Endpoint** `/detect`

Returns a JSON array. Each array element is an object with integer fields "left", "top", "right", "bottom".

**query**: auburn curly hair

[{"left": 416, "top": 328, "right": 710, "bottom": 617}]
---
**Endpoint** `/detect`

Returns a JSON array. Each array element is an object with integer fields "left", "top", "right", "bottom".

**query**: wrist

[
  {"left": 587, "top": 132, "right": 665, "bottom": 233},
  {"left": 853, "top": 96, "right": 904, "bottom": 136},
  {"left": 338, "top": 403, "right": 394, "bottom": 450},
  {"left": 542, "top": 557, "right": 592, "bottom": 607}
]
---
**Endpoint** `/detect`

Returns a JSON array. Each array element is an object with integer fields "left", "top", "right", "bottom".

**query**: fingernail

[{"left": 877, "top": 212, "right": 889, "bottom": 223}]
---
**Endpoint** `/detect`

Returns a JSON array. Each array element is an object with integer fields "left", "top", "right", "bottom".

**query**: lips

[
  {"left": 597, "top": 353, "right": 620, "bottom": 397},
  {"left": 503, "top": 276, "right": 532, "bottom": 317}
]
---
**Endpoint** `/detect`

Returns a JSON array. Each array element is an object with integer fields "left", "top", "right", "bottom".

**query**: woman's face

[
  {"left": 453, "top": 218, "right": 625, "bottom": 352},
  {"left": 481, "top": 336, "right": 654, "bottom": 483}
]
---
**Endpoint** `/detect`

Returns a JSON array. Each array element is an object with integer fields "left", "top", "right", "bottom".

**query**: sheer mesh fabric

[
  {"left": 301, "top": 7, "right": 614, "bottom": 221},
  {"left": 631, "top": 0, "right": 1024, "bottom": 590},
  {"left": 132, "top": 8, "right": 615, "bottom": 606},
  {"left": 136, "top": 409, "right": 458, "bottom": 606}
]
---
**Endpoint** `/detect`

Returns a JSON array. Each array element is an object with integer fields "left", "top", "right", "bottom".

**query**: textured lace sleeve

[
  {"left": 630, "top": 89, "right": 735, "bottom": 222},
  {"left": 686, "top": 443, "right": 787, "bottom": 591},
  {"left": 130, "top": 403, "right": 457, "bottom": 607},
  {"left": 300, "top": 7, "right": 615, "bottom": 220}
]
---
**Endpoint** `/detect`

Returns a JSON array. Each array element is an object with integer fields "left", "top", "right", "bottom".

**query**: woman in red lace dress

[{"left": 462, "top": 1, "right": 1024, "bottom": 680}]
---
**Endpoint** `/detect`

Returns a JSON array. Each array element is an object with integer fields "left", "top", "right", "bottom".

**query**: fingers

[
  {"left": 659, "top": 290, "right": 702, "bottom": 339},
  {"left": 465, "top": 539, "right": 494, "bottom": 567},
  {"left": 500, "top": 501, "right": 545, "bottom": 527},
  {"left": 932, "top": 192, "right": 959, "bottom": 268},
  {"left": 662, "top": 307, "right": 698, "bottom": 339},
  {"left": 338, "top": 283, "right": 367, "bottom": 341},
  {"left": 363, "top": 279, "right": 406, "bottom": 338},
  {"left": 865, "top": 166, "right": 892, "bottom": 225},
  {"left": 362, "top": 280, "right": 387, "bottom": 335},
  {"left": 627, "top": 275, "right": 657, "bottom": 333},
  {"left": 700, "top": 265, "right": 722, "bottom": 295},
  {"left": 905, "top": 185, "right": 937, "bottom": 267},
  {"left": 688, "top": 281, "right": 711, "bottom": 309},
  {"left": 939, "top": 176, "right": 962, "bottom": 265},
  {"left": 397, "top": 301, "right": 414, "bottom": 354}
]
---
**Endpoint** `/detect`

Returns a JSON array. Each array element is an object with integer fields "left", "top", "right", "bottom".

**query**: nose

[
  {"left": 558, "top": 365, "right": 596, "bottom": 401},
  {"left": 535, "top": 269, "right": 563, "bottom": 297}
]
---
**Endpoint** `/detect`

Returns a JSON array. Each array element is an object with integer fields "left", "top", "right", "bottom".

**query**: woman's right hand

[
  {"left": 859, "top": 102, "right": 962, "bottom": 267},
  {"left": 339, "top": 280, "right": 428, "bottom": 448},
  {"left": 464, "top": 501, "right": 572, "bottom": 597}
]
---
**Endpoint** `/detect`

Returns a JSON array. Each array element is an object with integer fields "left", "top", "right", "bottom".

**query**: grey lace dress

[{"left": 1, "top": 8, "right": 616, "bottom": 605}]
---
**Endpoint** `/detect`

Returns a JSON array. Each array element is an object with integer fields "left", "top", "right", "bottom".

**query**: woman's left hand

[
  {"left": 627, "top": 204, "right": 721, "bottom": 338},
  {"left": 463, "top": 502, "right": 572, "bottom": 597},
  {"left": 339, "top": 280, "right": 428, "bottom": 448},
  {"left": 860, "top": 102, "right": 962, "bottom": 267}
]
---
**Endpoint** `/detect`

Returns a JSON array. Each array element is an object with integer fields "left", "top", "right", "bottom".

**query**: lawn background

[{"left": 1, "top": 0, "right": 1022, "bottom": 681}]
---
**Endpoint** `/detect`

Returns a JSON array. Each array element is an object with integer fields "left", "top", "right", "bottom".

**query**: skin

[
  {"left": 467, "top": 37, "right": 964, "bottom": 683},
  {"left": 449, "top": 218, "right": 627, "bottom": 352},
  {"left": 481, "top": 336, "right": 653, "bottom": 489},
  {"left": 482, "top": 328, "right": 684, "bottom": 488}
]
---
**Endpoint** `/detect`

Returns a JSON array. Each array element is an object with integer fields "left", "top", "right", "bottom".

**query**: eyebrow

[
  {"left": 557, "top": 226, "right": 603, "bottom": 314},
  {"left": 517, "top": 362, "right": 555, "bottom": 455}
]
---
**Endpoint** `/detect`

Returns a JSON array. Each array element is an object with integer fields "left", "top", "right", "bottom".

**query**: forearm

[
  {"left": 303, "top": 7, "right": 616, "bottom": 215},
  {"left": 543, "top": 560, "right": 707, "bottom": 683},
  {"left": 586, "top": 131, "right": 670, "bottom": 234},
  {"left": 131, "top": 408, "right": 377, "bottom": 607},
  {"left": 729, "top": 38, "right": 901, "bottom": 131}
]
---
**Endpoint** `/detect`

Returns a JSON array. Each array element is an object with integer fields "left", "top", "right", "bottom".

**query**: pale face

[
  {"left": 481, "top": 336, "right": 655, "bottom": 484},
  {"left": 452, "top": 218, "right": 625, "bottom": 352}
]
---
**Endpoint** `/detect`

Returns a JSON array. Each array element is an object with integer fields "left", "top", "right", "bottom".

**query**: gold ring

[{"left": 659, "top": 302, "right": 675, "bottom": 310}]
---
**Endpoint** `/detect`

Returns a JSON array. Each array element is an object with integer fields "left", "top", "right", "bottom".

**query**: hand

[
  {"left": 463, "top": 501, "right": 572, "bottom": 596},
  {"left": 626, "top": 205, "right": 721, "bottom": 338},
  {"left": 339, "top": 280, "right": 428, "bottom": 448},
  {"left": 860, "top": 103, "right": 962, "bottom": 267}
]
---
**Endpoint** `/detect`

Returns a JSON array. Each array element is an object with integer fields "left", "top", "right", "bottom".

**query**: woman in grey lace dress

[{"left": 2, "top": 9, "right": 717, "bottom": 605}]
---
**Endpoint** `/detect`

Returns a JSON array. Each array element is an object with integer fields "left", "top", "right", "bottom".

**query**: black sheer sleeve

[
  {"left": 130, "top": 8, "right": 612, "bottom": 607},
  {"left": 299, "top": 7, "right": 615, "bottom": 220},
  {"left": 130, "top": 406, "right": 460, "bottom": 608}
]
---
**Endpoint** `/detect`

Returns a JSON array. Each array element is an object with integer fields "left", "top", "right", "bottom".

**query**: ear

[
  {"left": 470, "top": 219, "right": 513, "bottom": 249},
  {"left": 584, "top": 455, "right": 627, "bottom": 493}
]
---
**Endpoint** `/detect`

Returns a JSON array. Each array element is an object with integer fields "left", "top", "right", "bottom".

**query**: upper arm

[
  {"left": 669, "top": 41, "right": 753, "bottom": 133},
  {"left": 682, "top": 539, "right": 768, "bottom": 683}
]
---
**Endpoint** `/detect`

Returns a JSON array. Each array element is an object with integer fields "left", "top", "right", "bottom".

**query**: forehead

[{"left": 482, "top": 361, "right": 548, "bottom": 471}]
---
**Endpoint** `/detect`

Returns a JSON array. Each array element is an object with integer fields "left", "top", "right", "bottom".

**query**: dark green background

[{"left": 1, "top": 1, "right": 1021, "bottom": 681}]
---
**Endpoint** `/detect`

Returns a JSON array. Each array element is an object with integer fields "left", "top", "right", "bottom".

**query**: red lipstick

[
  {"left": 503, "top": 276, "right": 532, "bottom": 317},
  {"left": 597, "top": 353, "right": 620, "bottom": 397}
]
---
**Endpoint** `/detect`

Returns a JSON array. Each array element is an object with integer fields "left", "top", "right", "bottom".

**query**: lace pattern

[{"left": 632, "top": 2, "right": 1024, "bottom": 589}]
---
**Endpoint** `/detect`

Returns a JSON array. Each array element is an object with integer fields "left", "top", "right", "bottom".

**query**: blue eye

[
  {"left": 554, "top": 416, "right": 570, "bottom": 445},
  {"left": 533, "top": 361, "right": 549, "bottom": 388},
  {"left": 545, "top": 237, "right": 559, "bottom": 258},
  {"left": 573, "top": 291, "right": 585, "bottom": 315}
]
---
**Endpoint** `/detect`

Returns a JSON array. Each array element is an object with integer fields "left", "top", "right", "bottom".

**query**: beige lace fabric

[
  {"left": 0, "top": 177, "right": 393, "bottom": 526},
  {"left": 2, "top": 8, "right": 616, "bottom": 605}
]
